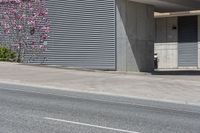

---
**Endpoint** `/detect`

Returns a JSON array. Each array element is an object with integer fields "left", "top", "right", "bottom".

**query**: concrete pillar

[{"left": 116, "top": 0, "right": 155, "bottom": 72}]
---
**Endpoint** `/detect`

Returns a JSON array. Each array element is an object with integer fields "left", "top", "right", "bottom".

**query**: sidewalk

[{"left": 0, "top": 62, "right": 200, "bottom": 106}]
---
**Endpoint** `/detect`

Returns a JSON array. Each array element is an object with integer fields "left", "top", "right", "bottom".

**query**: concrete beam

[{"left": 130, "top": 0, "right": 200, "bottom": 12}]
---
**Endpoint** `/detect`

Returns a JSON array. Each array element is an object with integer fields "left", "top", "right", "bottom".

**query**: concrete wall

[
  {"left": 116, "top": 0, "right": 155, "bottom": 72},
  {"left": 155, "top": 43, "right": 178, "bottom": 69},
  {"left": 155, "top": 17, "right": 178, "bottom": 69}
]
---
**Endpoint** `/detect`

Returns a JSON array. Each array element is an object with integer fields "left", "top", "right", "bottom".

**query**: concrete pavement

[
  {"left": 0, "top": 62, "right": 200, "bottom": 106},
  {"left": 0, "top": 84, "right": 200, "bottom": 133}
]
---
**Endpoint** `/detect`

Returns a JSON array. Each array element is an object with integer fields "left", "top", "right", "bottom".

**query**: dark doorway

[
  {"left": 178, "top": 16, "right": 198, "bottom": 42},
  {"left": 178, "top": 16, "right": 198, "bottom": 67}
]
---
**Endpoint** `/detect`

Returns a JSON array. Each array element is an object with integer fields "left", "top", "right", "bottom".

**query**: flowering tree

[{"left": 0, "top": 0, "right": 50, "bottom": 62}]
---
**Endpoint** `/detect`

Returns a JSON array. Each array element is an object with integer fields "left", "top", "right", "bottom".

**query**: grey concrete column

[{"left": 116, "top": 0, "right": 155, "bottom": 72}]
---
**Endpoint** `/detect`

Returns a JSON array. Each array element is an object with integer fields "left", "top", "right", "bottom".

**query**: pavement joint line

[{"left": 44, "top": 117, "right": 141, "bottom": 133}]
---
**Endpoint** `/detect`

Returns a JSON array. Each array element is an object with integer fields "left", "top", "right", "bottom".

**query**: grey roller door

[
  {"left": 178, "top": 43, "right": 198, "bottom": 67},
  {"left": 25, "top": 0, "right": 116, "bottom": 70},
  {"left": 178, "top": 16, "right": 198, "bottom": 67}
]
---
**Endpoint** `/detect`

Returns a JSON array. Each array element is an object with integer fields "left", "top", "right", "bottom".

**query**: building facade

[
  {"left": 1, "top": 0, "right": 200, "bottom": 72},
  {"left": 155, "top": 13, "right": 200, "bottom": 69},
  {"left": 24, "top": 0, "right": 155, "bottom": 72}
]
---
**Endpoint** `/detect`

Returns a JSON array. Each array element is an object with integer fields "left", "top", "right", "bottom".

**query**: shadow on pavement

[{"left": 152, "top": 70, "right": 200, "bottom": 75}]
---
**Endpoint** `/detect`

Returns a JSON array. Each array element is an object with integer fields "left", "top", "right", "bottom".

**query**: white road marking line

[{"left": 44, "top": 117, "right": 141, "bottom": 133}]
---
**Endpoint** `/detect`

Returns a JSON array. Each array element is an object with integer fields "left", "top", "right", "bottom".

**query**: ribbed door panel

[
  {"left": 178, "top": 43, "right": 198, "bottom": 67},
  {"left": 26, "top": 0, "right": 116, "bottom": 70},
  {"left": 178, "top": 16, "right": 198, "bottom": 67}
]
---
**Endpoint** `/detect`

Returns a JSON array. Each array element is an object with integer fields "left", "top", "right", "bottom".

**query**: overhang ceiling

[{"left": 130, "top": 0, "right": 200, "bottom": 12}]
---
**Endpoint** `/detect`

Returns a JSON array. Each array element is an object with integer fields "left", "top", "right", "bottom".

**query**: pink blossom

[{"left": 0, "top": 0, "right": 50, "bottom": 62}]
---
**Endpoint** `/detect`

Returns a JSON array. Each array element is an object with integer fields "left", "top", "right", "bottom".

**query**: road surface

[{"left": 0, "top": 83, "right": 200, "bottom": 133}]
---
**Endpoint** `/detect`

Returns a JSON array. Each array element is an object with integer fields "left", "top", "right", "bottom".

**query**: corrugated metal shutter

[
  {"left": 178, "top": 16, "right": 198, "bottom": 67},
  {"left": 178, "top": 43, "right": 198, "bottom": 67},
  {"left": 25, "top": 0, "right": 116, "bottom": 70}
]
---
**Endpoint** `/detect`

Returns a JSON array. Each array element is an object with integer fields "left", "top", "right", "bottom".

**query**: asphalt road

[{"left": 0, "top": 84, "right": 200, "bottom": 133}]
